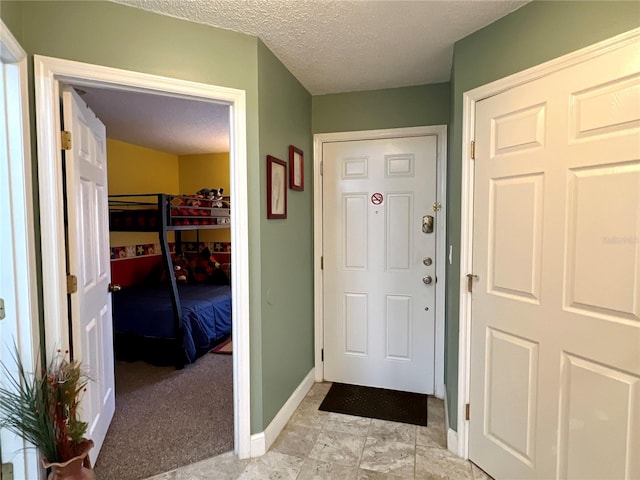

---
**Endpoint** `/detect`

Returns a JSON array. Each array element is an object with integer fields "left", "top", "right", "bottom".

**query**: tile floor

[{"left": 146, "top": 382, "right": 491, "bottom": 480}]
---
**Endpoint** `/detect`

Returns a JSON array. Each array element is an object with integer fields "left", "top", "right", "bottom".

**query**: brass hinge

[
  {"left": 320, "top": 161, "right": 323, "bottom": 176},
  {"left": 466, "top": 273, "right": 478, "bottom": 293},
  {"left": 2, "top": 462, "right": 14, "bottom": 480},
  {"left": 321, "top": 256, "right": 324, "bottom": 270},
  {"left": 465, "top": 403, "right": 470, "bottom": 421},
  {"left": 470, "top": 140, "right": 476, "bottom": 160},
  {"left": 67, "top": 274, "right": 78, "bottom": 294},
  {"left": 61, "top": 130, "right": 72, "bottom": 150}
]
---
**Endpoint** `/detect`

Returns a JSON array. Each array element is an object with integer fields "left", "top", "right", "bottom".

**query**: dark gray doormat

[{"left": 319, "top": 382, "right": 428, "bottom": 426}]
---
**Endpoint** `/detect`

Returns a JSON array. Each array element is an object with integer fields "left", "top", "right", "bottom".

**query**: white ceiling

[
  {"left": 77, "top": 85, "right": 230, "bottom": 155},
  {"left": 86, "top": 0, "right": 528, "bottom": 155}
]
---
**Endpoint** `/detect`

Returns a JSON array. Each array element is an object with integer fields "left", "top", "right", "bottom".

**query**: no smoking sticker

[{"left": 371, "top": 192, "right": 384, "bottom": 205}]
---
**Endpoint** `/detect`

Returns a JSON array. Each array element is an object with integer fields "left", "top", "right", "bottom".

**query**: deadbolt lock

[{"left": 423, "top": 257, "right": 432, "bottom": 266}]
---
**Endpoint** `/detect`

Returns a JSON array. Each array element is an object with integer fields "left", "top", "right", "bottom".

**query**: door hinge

[
  {"left": 321, "top": 256, "right": 324, "bottom": 270},
  {"left": 466, "top": 273, "right": 478, "bottom": 293},
  {"left": 67, "top": 274, "right": 78, "bottom": 294},
  {"left": 320, "top": 161, "right": 323, "bottom": 176},
  {"left": 321, "top": 349, "right": 324, "bottom": 362},
  {"left": 432, "top": 202, "right": 442, "bottom": 213},
  {"left": 470, "top": 140, "right": 476, "bottom": 160},
  {"left": 2, "top": 462, "right": 14, "bottom": 480},
  {"left": 0, "top": 297, "right": 5, "bottom": 320},
  {"left": 61, "top": 130, "right": 72, "bottom": 150},
  {"left": 465, "top": 403, "right": 470, "bottom": 421}
]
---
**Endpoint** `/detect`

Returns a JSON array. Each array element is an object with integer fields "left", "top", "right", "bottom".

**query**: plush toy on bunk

[
  {"left": 189, "top": 247, "right": 229, "bottom": 285},
  {"left": 169, "top": 188, "right": 231, "bottom": 226}
]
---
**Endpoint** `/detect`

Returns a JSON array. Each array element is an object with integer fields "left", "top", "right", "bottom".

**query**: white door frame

[
  {"left": 456, "top": 27, "right": 640, "bottom": 459},
  {"left": 0, "top": 20, "right": 41, "bottom": 479},
  {"left": 314, "top": 125, "right": 448, "bottom": 398},
  {"left": 33, "top": 55, "right": 252, "bottom": 459}
]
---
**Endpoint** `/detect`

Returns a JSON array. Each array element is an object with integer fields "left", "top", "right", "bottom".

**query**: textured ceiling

[
  {"left": 76, "top": 85, "right": 230, "bottom": 155},
  {"left": 84, "top": 0, "right": 529, "bottom": 155},
  {"left": 112, "top": 0, "right": 528, "bottom": 95}
]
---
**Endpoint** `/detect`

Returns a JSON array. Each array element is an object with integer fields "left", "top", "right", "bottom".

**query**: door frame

[
  {"left": 456, "top": 27, "right": 640, "bottom": 459},
  {"left": 0, "top": 20, "right": 41, "bottom": 479},
  {"left": 313, "top": 125, "right": 448, "bottom": 398},
  {"left": 33, "top": 55, "right": 252, "bottom": 458}
]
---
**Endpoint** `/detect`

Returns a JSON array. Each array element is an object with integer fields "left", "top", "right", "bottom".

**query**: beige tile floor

[{"left": 146, "top": 382, "right": 492, "bottom": 480}]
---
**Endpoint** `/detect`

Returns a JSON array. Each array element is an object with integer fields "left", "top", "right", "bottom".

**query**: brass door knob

[{"left": 108, "top": 283, "right": 122, "bottom": 293}]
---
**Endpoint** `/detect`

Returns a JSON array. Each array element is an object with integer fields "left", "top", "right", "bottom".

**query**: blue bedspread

[{"left": 112, "top": 283, "right": 232, "bottom": 363}]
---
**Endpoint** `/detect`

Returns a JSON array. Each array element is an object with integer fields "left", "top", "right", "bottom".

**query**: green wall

[
  {"left": 445, "top": 0, "right": 640, "bottom": 430},
  {"left": 312, "top": 83, "right": 450, "bottom": 133},
  {"left": 4, "top": 0, "right": 315, "bottom": 435},
  {"left": 0, "top": 1, "right": 23, "bottom": 43},
  {"left": 257, "top": 40, "right": 314, "bottom": 429}
]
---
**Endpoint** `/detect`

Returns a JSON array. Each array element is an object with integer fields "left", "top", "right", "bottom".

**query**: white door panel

[
  {"left": 469, "top": 39, "right": 640, "bottom": 479},
  {"left": 62, "top": 86, "right": 115, "bottom": 464},
  {"left": 323, "top": 136, "right": 438, "bottom": 393}
]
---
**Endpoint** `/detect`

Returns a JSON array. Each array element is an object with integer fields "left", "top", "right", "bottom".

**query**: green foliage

[{"left": 0, "top": 347, "right": 90, "bottom": 462}]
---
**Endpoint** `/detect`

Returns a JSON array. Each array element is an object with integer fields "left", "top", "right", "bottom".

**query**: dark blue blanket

[{"left": 113, "top": 283, "right": 232, "bottom": 363}]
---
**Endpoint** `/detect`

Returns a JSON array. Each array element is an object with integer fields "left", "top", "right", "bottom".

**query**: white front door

[
  {"left": 323, "top": 135, "right": 438, "bottom": 393},
  {"left": 469, "top": 39, "right": 640, "bottom": 479},
  {"left": 62, "top": 86, "right": 115, "bottom": 464}
]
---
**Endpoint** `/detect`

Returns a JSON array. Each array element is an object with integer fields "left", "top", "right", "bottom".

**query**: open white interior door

[
  {"left": 468, "top": 38, "right": 640, "bottom": 479},
  {"left": 61, "top": 85, "right": 115, "bottom": 464}
]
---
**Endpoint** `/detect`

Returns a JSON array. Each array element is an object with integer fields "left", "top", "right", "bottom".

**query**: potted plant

[{"left": 0, "top": 348, "right": 94, "bottom": 479}]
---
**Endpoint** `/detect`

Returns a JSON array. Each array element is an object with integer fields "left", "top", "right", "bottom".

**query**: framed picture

[
  {"left": 267, "top": 155, "right": 287, "bottom": 219},
  {"left": 289, "top": 145, "right": 304, "bottom": 191}
]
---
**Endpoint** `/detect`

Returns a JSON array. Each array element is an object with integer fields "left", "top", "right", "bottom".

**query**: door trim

[
  {"left": 313, "top": 125, "right": 448, "bottom": 398},
  {"left": 0, "top": 20, "right": 41, "bottom": 479},
  {"left": 33, "top": 55, "right": 252, "bottom": 458},
  {"left": 457, "top": 27, "right": 640, "bottom": 459}
]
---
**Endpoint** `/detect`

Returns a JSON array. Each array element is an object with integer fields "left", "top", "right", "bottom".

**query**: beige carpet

[{"left": 94, "top": 353, "right": 233, "bottom": 480}]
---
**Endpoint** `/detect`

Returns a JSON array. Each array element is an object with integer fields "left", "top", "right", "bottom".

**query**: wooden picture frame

[
  {"left": 267, "top": 155, "right": 287, "bottom": 219},
  {"left": 289, "top": 145, "right": 304, "bottom": 191}
]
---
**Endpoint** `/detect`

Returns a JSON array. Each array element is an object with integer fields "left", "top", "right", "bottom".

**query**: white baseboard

[
  {"left": 444, "top": 386, "right": 460, "bottom": 456},
  {"left": 447, "top": 428, "right": 459, "bottom": 456},
  {"left": 250, "top": 367, "right": 316, "bottom": 457},
  {"left": 250, "top": 432, "right": 266, "bottom": 457}
]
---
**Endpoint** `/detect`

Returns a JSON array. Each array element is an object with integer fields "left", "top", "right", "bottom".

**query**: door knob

[
  {"left": 422, "top": 275, "right": 433, "bottom": 285},
  {"left": 108, "top": 283, "right": 122, "bottom": 293}
]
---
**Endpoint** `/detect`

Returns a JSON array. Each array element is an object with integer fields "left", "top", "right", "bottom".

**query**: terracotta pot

[{"left": 42, "top": 440, "right": 95, "bottom": 480}]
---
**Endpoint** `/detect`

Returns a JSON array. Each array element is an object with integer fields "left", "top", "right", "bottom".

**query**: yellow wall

[
  {"left": 178, "top": 152, "right": 231, "bottom": 242},
  {"left": 107, "top": 140, "right": 231, "bottom": 246},
  {"left": 108, "top": 138, "right": 180, "bottom": 246},
  {"left": 107, "top": 138, "right": 180, "bottom": 194}
]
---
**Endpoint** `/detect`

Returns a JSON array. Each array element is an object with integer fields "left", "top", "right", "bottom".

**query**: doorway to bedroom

[
  {"left": 34, "top": 55, "right": 251, "bottom": 480},
  {"left": 66, "top": 84, "right": 235, "bottom": 479}
]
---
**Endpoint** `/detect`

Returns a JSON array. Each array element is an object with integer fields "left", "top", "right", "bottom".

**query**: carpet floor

[{"left": 93, "top": 353, "right": 233, "bottom": 480}]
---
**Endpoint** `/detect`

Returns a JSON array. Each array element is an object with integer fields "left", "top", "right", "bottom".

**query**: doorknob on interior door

[
  {"left": 108, "top": 283, "right": 121, "bottom": 293},
  {"left": 422, "top": 275, "right": 433, "bottom": 285}
]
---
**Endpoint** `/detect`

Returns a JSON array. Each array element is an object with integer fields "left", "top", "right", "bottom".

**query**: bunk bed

[{"left": 109, "top": 193, "right": 232, "bottom": 369}]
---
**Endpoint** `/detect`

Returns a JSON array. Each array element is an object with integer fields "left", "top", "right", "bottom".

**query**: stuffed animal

[
  {"left": 161, "top": 255, "right": 189, "bottom": 284},
  {"left": 189, "top": 247, "right": 220, "bottom": 282},
  {"left": 196, "top": 187, "right": 224, "bottom": 201},
  {"left": 173, "top": 256, "right": 189, "bottom": 284}
]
